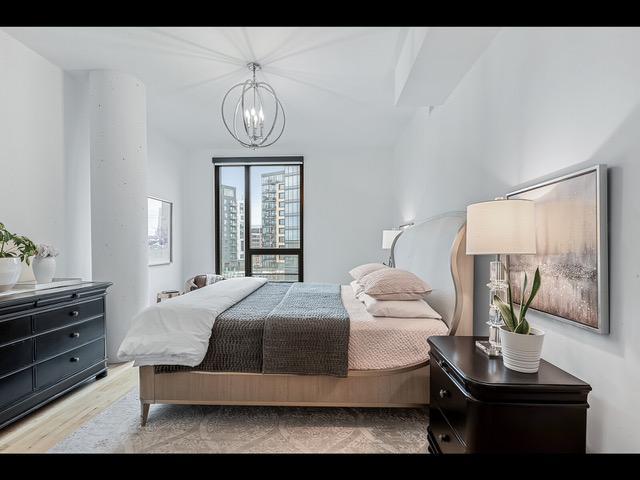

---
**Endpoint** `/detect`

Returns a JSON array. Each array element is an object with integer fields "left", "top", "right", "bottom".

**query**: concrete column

[{"left": 89, "top": 70, "right": 148, "bottom": 361}]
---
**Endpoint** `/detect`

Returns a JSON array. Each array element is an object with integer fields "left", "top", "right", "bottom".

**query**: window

[{"left": 214, "top": 157, "right": 303, "bottom": 281}]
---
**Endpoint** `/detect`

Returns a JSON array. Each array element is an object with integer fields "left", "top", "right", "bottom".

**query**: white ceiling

[{"left": 4, "top": 27, "right": 416, "bottom": 150}]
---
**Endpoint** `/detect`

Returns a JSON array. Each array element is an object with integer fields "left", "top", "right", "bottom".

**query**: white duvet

[{"left": 117, "top": 277, "right": 267, "bottom": 366}]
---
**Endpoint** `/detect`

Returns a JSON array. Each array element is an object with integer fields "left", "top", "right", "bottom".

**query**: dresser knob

[
  {"left": 438, "top": 433, "right": 450, "bottom": 443},
  {"left": 70, "top": 310, "right": 79, "bottom": 317},
  {"left": 70, "top": 357, "right": 80, "bottom": 362},
  {"left": 439, "top": 389, "right": 450, "bottom": 399},
  {"left": 70, "top": 332, "right": 80, "bottom": 338}
]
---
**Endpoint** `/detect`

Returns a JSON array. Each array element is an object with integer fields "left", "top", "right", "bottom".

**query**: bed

[{"left": 131, "top": 212, "right": 473, "bottom": 425}]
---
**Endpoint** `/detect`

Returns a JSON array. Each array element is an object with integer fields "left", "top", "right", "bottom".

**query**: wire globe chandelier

[{"left": 221, "top": 62, "right": 286, "bottom": 149}]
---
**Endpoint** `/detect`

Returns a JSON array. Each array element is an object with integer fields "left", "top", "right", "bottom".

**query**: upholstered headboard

[{"left": 392, "top": 212, "right": 474, "bottom": 335}]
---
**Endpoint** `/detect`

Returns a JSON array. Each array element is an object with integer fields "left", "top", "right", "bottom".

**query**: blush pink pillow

[
  {"left": 361, "top": 294, "right": 442, "bottom": 319},
  {"left": 359, "top": 268, "right": 432, "bottom": 300},
  {"left": 350, "top": 280, "right": 365, "bottom": 299},
  {"left": 348, "top": 263, "right": 388, "bottom": 282}
]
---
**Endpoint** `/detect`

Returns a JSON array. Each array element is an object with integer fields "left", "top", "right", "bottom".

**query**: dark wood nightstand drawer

[
  {"left": 34, "top": 298, "right": 103, "bottom": 333},
  {"left": 429, "top": 407, "right": 466, "bottom": 454},
  {"left": 0, "top": 315, "right": 31, "bottom": 345},
  {"left": 0, "top": 339, "right": 34, "bottom": 377},
  {"left": 36, "top": 339, "right": 105, "bottom": 389},
  {"left": 36, "top": 316, "right": 105, "bottom": 361},
  {"left": 0, "top": 368, "right": 33, "bottom": 409},
  {"left": 430, "top": 356, "right": 468, "bottom": 442}
]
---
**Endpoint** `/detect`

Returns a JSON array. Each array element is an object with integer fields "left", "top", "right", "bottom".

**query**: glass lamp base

[{"left": 475, "top": 340, "right": 502, "bottom": 357}]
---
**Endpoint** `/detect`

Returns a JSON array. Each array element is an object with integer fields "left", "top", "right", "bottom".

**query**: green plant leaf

[
  {"left": 519, "top": 271, "right": 528, "bottom": 323},
  {"left": 506, "top": 274, "right": 516, "bottom": 327},
  {"left": 494, "top": 295, "right": 516, "bottom": 332},
  {"left": 514, "top": 318, "right": 531, "bottom": 335},
  {"left": 520, "top": 267, "right": 542, "bottom": 321}
]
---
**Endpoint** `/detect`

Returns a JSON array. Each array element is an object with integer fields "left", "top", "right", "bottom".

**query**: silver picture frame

[
  {"left": 147, "top": 196, "right": 173, "bottom": 267},
  {"left": 505, "top": 164, "right": 609, "bottom": 334}
]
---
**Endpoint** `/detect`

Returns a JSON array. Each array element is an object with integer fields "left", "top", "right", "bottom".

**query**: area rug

[{"left": 49, "top": 388, "right": 429, "bottom": 453}]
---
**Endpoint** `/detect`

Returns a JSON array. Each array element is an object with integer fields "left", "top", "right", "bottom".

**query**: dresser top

[
  {"left": 429, "top": 336, "right": 591, "bottom": 392},
  {"left": 0, "top": 281, "right": 112, "bottom": 309}
]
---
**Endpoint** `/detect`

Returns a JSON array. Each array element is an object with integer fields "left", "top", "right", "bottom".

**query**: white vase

[
  {"left": 0, "top": 258, "right": 22, "bottom": 292},
  {"left": 499, "top": 325, "right": 545, "bottom": 373},
  {"left": 32, "top": 256, "right": 56, "bottom": 284}
]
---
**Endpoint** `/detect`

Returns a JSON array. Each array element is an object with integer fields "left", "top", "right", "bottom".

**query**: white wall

[
  {"left": 182, "top": 147, "right": 395, "bottom": 285},
  {"left": 390, "top": 27, "right": 640, "bottom": 453},
  {"left": 147, "top": 128, "right": 186, "bottom": 304},
  {"left": 0, "top": 30, "right": 68, "bottom": 275}
]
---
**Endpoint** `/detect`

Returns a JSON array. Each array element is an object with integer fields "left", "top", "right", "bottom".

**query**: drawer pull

[
  {"left": 70, "top": 310, "right": 80, "bottom": 317},
  {"left": 70, "top": 332, "right": 80, "bottom": 338},
  {"left": 439, "top": 389, "right": 450, "bottom": 399},
  {"left": 70, "top": 357, "right": 80, "bottom": 362},
  {"left": 438, "top": 433, "right": 450, "bottom": 443}
]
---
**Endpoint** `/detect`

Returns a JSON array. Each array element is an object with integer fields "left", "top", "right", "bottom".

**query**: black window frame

[{"left": 213, "top": 156, "right": 304, "bottom": 281}]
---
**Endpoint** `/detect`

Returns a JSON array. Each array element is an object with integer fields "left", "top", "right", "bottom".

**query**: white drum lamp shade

[
  {"left": 466, "top": 199, "right": 537, "bottom": 255},
  {"left": 382, "top": 230, "right": 402, "bottom": 249}
]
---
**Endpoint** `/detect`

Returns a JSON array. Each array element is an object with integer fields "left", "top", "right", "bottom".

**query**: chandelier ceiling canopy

[{"left": 221, "top": 62, "right": 286, "bottom": 149}]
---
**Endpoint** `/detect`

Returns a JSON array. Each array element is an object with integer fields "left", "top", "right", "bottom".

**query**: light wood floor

[{"left": 0, "top": 362, "right": 137, "bottom": 453}]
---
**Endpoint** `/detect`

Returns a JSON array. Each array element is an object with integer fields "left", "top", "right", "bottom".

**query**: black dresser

[
  {"left": 0, "top": 281, "right": 111, "bottom": 429},
  {"left": 427, "top": 336, "right": 592, "bottom": 454}
]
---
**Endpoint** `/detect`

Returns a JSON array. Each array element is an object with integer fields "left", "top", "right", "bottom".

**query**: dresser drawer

[
  {"left": 431, "top": 357, "right": 468, "bottom": 442},
  {"left": 36, "top": 316, "right": 105, "bottom": 361},
  {"left": 0, "top": 368, "right": 33, "bottom": 409},
  {"left": 34, "top": 298, "right": 104, "bottom": 333},
  {"left": 0, "top": 339, "right": 34, "bottom": 377},
  {"left": 36, "top": 339, "right": 105, "bottom": 389},
  {"left": 429, "top": 407, "right": 467, "bottom": 454},
  {"left": 0, "top": 315, "right": 32, "bottom": 345}
]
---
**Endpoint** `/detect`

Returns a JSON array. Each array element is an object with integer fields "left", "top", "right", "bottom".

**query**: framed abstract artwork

[
  {"left": 506, "top": 165, "right": 609, "bottom": 333},
  {"left": 148, "top": 197, "right": 173, "bottom": 266}
]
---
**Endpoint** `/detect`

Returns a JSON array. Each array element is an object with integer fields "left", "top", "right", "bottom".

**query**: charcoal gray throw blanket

[{"left": 155, "top": 282, "right": 350, "bottom": 377}]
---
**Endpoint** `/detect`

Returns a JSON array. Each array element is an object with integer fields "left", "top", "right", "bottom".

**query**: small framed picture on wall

[{"left": 148, "top": 197, "right": 172, "bottom": 266}]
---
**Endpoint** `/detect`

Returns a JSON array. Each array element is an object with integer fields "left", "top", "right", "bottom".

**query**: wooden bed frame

[{"left": 139, "top": 212, "right": 473, "bottom": 425}]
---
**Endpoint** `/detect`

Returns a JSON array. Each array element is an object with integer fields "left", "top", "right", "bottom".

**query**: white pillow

[
  {"left": 350, "top": 280, "right": 365, "bottom": 299},
  {"left": 361, "top": 294, "right": 442, "bottom": 319},
  {"left": 348, "top": 263, "right": 388, "bottom": 282}
]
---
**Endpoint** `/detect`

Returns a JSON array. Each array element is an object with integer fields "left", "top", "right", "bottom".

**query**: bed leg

[{"left": 141, "top": 402, "right": 151, "bottom": 427}]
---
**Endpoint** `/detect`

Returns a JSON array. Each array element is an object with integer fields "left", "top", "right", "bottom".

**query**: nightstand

[{"left": 427, "top": 336, "right": 592, "bottom": 453}]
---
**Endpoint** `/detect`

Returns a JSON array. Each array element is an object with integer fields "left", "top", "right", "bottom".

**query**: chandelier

[{"left": 221, "top": 62, "right": 286, "bottom": 149}]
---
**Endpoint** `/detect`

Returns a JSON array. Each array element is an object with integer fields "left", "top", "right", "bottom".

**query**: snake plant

[{"left": 493, "top": 267, "right": 541, "bottom": 335}]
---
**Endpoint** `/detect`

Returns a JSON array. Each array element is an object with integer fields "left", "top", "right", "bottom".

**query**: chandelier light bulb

[{"left": 221, "top": 62, "right": 286, "bottom": 149}]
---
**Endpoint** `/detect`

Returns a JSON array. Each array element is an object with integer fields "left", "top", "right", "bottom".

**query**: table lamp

[
  {"left": 382, "top": 222, "right": 414, "bottom": 267},
  {"left": 466, "top": 197, "right": 536, "bottom": 356},
  {"left": 382, "top": 229, "right": 401, "bottom": 266}
]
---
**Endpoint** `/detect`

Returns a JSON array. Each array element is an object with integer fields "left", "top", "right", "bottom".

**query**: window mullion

[{"left": 244, "top": 164, "right": 251, "bottom": 277}]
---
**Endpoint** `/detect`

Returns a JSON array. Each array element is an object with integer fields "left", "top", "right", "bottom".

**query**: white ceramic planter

[
  {"left": 0, "top": 258, "right": 22, "bottom": 292},
  {"left": 32, "top": 256, "right": 56, "bottom": 284},
  {"left": 500, "top": 326, "right": 545, "bottom": 373}
]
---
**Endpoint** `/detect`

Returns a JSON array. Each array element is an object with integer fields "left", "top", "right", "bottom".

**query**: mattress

[{"left": 343, "top": 285, "right": 449, "bottom": 370}]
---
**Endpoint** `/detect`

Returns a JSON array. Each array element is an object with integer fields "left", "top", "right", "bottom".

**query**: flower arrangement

[
  {"left": 35, "top": 243, "right": 60, "bottom": 259},
  {"left": 0, "top": 222, "right": 37, "bottom": 265}
]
